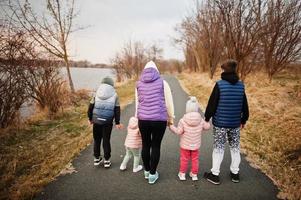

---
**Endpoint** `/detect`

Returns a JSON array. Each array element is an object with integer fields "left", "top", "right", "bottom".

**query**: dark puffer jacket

[{"left": 205, "top": 72, "right": 249, "bottom": 128}]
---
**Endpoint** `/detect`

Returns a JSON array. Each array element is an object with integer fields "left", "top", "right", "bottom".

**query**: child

[
  {"left": 120, "top": 117, "right": 143, "bottom": 172},
  {"left": 87, "top": 76, "right": 123, "bottom": 167},
  {"left": 203, "top": 59, "right": 249, "bottom": 184},
  {"left": 169, "top": 96, "right": 210, "bottom": 181}
]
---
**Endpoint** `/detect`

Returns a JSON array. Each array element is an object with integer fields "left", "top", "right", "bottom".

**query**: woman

[{"left": 135, "top": 61, "right": 174, "bottom": 184}]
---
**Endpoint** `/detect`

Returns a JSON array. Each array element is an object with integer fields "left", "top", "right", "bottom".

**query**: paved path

[{"left": 36, "top": 75, "right": 278, "bottom": 200}]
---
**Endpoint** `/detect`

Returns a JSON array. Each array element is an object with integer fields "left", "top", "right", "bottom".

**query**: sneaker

[
  {"left": 230, "top": 172, "right": 240, "bottom": 183},
  {"left": 148, "top": 172, "right": 159, "bottom": 184},
  {"left": 120, "top": 164, "right": 126, "bottom": 171},
  {"left": 133, "top": 165, "right": 143, "bottom": 173},
  {"left": 144, "top": 171, "right": 150, "bottom": 179},
  {"left": 104, "top": 160, "right": 111, "bottom": 168},
  {"left": 94, "top": 157, "right": 103, "bottom": 166},
  {"left": 178, "top": 172, "right": 186, "bottom": 181},
  {"left": 204, "top": 172, "right": 220, "bottom": 185},
  {"left": 189, "top": 172, "right": 198, "bottom": 181}
]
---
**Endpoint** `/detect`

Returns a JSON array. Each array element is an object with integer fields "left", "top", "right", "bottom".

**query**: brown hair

[{"left": 221, "top": 59, "right": 238, "bottom": 73}]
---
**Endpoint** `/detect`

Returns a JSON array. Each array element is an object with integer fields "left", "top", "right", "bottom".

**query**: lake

[
  {"left": 60, "top": 67, "right": 116, "bottom": 91},
  {"left": 19, "top": 67, "right": 116, "bottom": 118}
]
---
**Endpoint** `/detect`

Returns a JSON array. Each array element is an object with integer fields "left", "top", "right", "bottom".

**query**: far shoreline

[{"left": 70, "top": 66, "right": 115, "bottom": 69}]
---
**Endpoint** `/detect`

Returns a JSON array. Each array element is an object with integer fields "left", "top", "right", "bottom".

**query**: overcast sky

[{"left": 69, "top": 0, "right": 195, "bottom": 64}]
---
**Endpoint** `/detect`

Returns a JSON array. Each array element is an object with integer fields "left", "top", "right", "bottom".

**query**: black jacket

[{"left": 204, "top": 72, "right": 249, "bottom": 124}]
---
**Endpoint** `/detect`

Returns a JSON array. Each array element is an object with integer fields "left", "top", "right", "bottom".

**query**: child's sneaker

[
  {"left": 204, "top": 172, "right": 220, "bottom": 185},
  {"left": 148, "top": 172, "right": 159, "bottom": 184},
  {"left": 133, "top": 165, "right": 143, "bottom": 173},
  {"left": 104, "top": 160, "right": 111, "bottom": 168},
  {"left": 178, "top": 172, "right": 186, "bottom": 181},
  {"left": 189, "top": 172, "right": 198, "bottom": 181},
  {"left": 144, "top": 171, "right": 150, "bottom": 179},
  {"left": 94, "top": 157, "right": 103, "bottom": 166},
  {"left": 230, "top": 172, "right": 240, "bottom": 183},
  {"left": 120, "top": 164, "right": 126, "bottom": 171}
]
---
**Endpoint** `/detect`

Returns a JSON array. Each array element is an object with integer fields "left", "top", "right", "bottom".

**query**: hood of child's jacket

[
  {"left": 140, "top": 67, "right": 160, "bottom": 83},
  {"left": 96, "top": 83, "right": 115, "bottom": 100},
  {"left": 183, "top": 112, "right": 202, "bottom": 127},
  {"left": 221, "top": 72, "right": 239, "bottom": 84}
]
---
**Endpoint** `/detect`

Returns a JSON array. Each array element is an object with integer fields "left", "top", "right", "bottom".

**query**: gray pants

[{"left": 121, "top": 147, "right": 141, "bottom": 169}]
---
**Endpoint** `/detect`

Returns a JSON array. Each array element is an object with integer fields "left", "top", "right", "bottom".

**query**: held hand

[
  {"left": 168, "top": 124, "right": 175, "bottom": 131},
  {"left": 116, "top": 124, "right": 124, "bottom": 130},
  {"left": 88, "top": 120, "right": 93, "bottom": 125},
  {"left": 203, "top": 121, "right": 211, "bottom": 130},
  {"left": 240, "top": 123, "right": 245, "bottom": 129}
]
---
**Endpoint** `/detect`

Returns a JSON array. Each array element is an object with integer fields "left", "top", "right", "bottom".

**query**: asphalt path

[{"left": 36, "top": 75, "right": 278, "bottom": 200}]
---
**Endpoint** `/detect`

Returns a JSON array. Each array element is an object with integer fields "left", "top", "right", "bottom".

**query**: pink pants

[{"left": 179, "top": 148, "right": 199, "bottom": 174}]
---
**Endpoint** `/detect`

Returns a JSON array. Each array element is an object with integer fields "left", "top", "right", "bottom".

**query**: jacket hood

[
  {"left": 96, "top": 83, "right": 116, "bottom": 100},
  {"left": 183, "top": 112, "right": 202, "bottom": 127},
  {"left": 144, "top": 60, "right": 159, "bottom": 72},
  {"left": 221, "top": 72, "right": 239, "bottom": 84},
  {"left": 128, "top": 117, "right": 138, "bottom": 129},
  {"left": 140, "top": 67, "right": 160, "bottom": 83}
]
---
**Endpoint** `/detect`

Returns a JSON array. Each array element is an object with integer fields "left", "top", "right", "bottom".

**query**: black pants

[
  {"left": 138, "top": 120, "right": 167, "bottom": 174},
  {"left": 93, "top": 123, "right": 113, "bottom": 160}
]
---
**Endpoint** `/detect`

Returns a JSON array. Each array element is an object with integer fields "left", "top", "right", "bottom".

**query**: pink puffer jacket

[
  {"left": 124, "top": 117, "right": 142, "bottom": 149},
  {"left": 170, "top": 112, "right": 210, "bottom": 150}
]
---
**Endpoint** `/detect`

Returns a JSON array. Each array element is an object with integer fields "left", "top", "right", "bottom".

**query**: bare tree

[
  {"left": 112, "top": 39, "right": 160, "bottom": 81},
  {"left": 0, "top": 27, "right": 30, "bottom": 128},
  {"left": 177, "top": 16, "right": 204, "bottom": 72},
  {"left": 175, "top": 1, "right": 222, "bottom": 76},
  {"left": 23, "top": 59, "right": 68, "bottom": 114},
  {"left": 198, "top": 1, "right": 223, "bottom": 78},
  {"left": 261, "top": 0, "right": 301, "bottom": 80},
  {"left": 177, "top": 0, "right": 301, "bottom": 80},
  {"left": 133, "top": 41, "right": 146, "bottom": 77},
  {"left": 0, "top": 10, "right": 70, "bottom": 127},
  {"left": 111, "top": 53, "right": 127, "bottom": 82},
  {"left": 183, "top": 46, "right": 198, "bottom": 72},
  {"left": 214, "top": 0, "right": 263, "bottom": 80},
  {"left": 146, "top": 43, "right": 163, "bottom": 62},
  {"left": 10, "top": 0, "right": 79, "bottom": 92}
]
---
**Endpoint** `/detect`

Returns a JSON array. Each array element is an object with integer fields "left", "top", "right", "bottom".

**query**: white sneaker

[
  {"left": 120, "top": 164, "right": 126, "bottom": 171},
  {"left": 93, "top": 157, "right": 103, "bottom": 166},
  {"left": 104, "top": 160, "right": 111, "bottom": 168},
  {"left": 189, "top": 172, "right": 198, "bottom": 181},
  {"left": 133, "top": 165, "right": 143, "bottom": 173},
  {"left": 178, "top": 172, "right": 186, "bottom": 181}
]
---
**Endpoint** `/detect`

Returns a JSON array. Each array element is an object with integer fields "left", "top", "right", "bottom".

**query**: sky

[{"left": 69, "top": 0, "right": 195, "bottom": 64}]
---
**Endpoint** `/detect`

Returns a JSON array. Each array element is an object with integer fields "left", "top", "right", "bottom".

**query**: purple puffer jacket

[{"left": 137, "top": 68, "right": 167, "bottom": 121}]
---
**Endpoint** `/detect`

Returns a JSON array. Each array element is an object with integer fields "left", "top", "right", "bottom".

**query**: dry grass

[
  {"left": 116, "top": 79, "right": 136, "bottom": 109},
  {"left": 178, "top": 69, "right": 301, "bottom": 200},
  {"left": 0, "top": 80, "right": 135, "bottom": 200}
]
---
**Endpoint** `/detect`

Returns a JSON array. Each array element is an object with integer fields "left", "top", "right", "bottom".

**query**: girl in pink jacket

[
  {"left": 169, "top": 96, "right": 210, "bottom": 181},
  {"left": 120, "top": 117, "right": 143, "bottom": 172}
]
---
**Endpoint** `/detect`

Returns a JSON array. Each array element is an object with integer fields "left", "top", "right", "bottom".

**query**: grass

[
  {"left": 178, "top": 69, "right": 301, "bottom": 200},
  {"left": 0, "top": 80, "right": 135, "bottom": 200}
]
